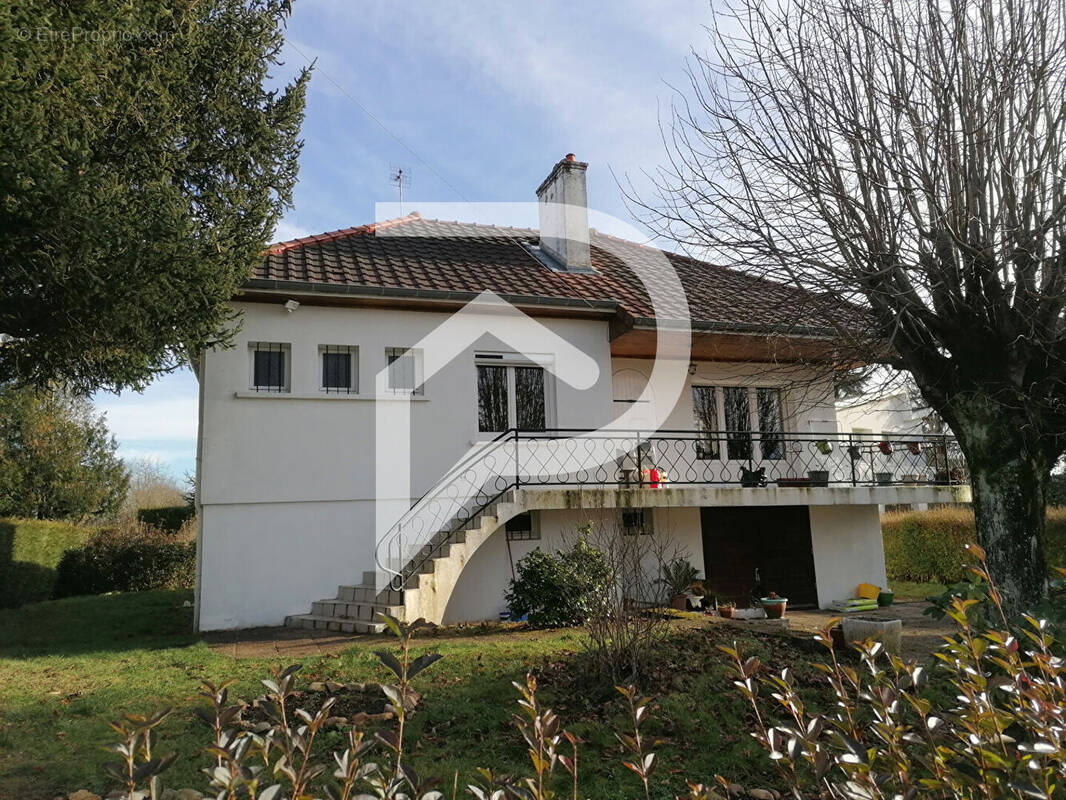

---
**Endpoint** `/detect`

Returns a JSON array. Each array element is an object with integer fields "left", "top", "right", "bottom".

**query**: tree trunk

[{"left": 953, "top": 398, "right": 1051, "bottom": 613}]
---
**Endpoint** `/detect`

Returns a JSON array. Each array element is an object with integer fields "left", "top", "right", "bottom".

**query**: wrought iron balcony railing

[
  {"left": 374, "top": 429, "right": 967, "bottom": 590},
  {"left": 513, "top": 429, "right": 967, "bottom": 489}
]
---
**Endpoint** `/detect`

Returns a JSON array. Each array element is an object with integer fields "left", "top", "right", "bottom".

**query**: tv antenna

[{"left": 389, "top": 165, "right": 411, "bottom": 213}]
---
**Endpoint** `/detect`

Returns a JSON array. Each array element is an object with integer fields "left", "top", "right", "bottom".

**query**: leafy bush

[
  {"left": 0, "top": 517, "right": 95, "bottom": 607},
  {"left": 505, "top": 531, "right": 611, "bottom": 627},
  {"left": 136, "top": 504, "right": 195, "bottom": 534},
  {"left": 723, "top": 545, "right": 1066, "bottom": 799},
  {"left": 53, "top": 524, "right": 195, "bottom": 598},
  {"left": 883, "top": 507, "right": 1066, "bottom": 583}
]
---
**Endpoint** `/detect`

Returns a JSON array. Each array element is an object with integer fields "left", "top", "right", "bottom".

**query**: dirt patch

[
  {"left": 780, "top": 601, "right": 953, "bottom": 662},
  {"left": 237, "top": 681, "right": 418, "bottom": 730}
]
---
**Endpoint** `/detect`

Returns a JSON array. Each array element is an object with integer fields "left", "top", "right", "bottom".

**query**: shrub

[
  {"left": 883, "top": 506, "right": 1066, "bottom": 583},
  {"left": 505, "top": 530, "right": 611, "bottom": 627},
  {"left": 53, "top": 523, "right": 195, "bottom": 598},
  {"left": 136, "top": 504, "right": 195, "bottom": 534},
  {"left": 724, "top": 546, "right": 1066, "bottom": 800},
  {"left": 0, "top": 517, "right": 95, "bottom": 607}
]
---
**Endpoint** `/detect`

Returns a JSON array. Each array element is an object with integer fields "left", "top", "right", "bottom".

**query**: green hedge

[
  {"left": 136, "top": 505, "right": 195, "bottom": 533},
  {"left": 0, "top": 518, "right": 96, "bottom": 608},
  {"left": 883, "top": 507, "right": 1066, "bottom": 583},
  {"left": 53, "top": 540, "right": 196, "bottom": 598}
]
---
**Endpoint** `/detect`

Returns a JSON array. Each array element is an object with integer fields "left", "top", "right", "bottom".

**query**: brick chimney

[{"left": 535, "top": 154, "right": 591, "bottom": 271}]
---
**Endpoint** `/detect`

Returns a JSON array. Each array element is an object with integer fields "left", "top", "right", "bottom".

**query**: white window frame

[
  {"left": 319, "top": 345, "right": 358, "bottom": 394},
  {"left": 248, "top": 342, "right": 291, "bottom": 393},
  {"left": 690, "top": 384, "right": 788, "bottom": 460},
  {"left": 385, "top": 346, "right": 424, "bottom": 396},
  {"left": 474, "top": 352, "right": 556, "bottom": 435}
]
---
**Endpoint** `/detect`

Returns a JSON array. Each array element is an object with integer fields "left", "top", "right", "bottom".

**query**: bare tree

[
  {"left": 577, "top": 517, "right": 687, "bottom": 683},
  {"left": 638, "top": 0, "right": 1066, "bottom": 609}
]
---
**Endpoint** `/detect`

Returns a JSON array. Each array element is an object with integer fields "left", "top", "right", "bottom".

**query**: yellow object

[{"left": 857, "top": 582, "right": 881, "bottom": 600}]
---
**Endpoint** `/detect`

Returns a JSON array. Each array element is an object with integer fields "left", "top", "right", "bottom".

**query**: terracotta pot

[
  {"left": 718, "top": 606, "right": 735, "bottom": 619},
  {"left": 671, "top": 594, "right": 688, "bottom": 611}
]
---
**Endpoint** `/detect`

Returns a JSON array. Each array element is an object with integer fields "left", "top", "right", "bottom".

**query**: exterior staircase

[{"left": 284, "top": 491, "right": 524, "bottom": 633}]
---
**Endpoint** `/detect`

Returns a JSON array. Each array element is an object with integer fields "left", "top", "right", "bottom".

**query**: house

[
  {"left": 836, "top": 390, "right": 937, "bottom": 438},
  {"left": 192, "top": 155, "right": 970, "bottom": 632},
  {"left": 835, "top": 390, "right": 957, "bottom": 512}
]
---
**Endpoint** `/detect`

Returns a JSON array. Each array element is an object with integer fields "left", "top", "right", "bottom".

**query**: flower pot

[
  {"left": 808, "top": 470, "right": 830, "bottom": 487},
  {"left": 777, "top": 477, "right": 812, "bottom": 487},
  {"left": 877, "top": 590, "right": 894, "bottom": 607},
  {"left": 718, "top": 606, "right": 735, "bottom": 619},
  {"left": 875, "top": 472, "right": 894, "bottom": 485},
  {"left": 671, "top": 594, "right": 688, "bottom": 611},
  {"left": 760, "top": 597, "right": 788, "bottom": 618}
]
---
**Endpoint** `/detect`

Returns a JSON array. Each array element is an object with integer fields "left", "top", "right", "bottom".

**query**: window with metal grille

[
  {"left": 386, "top": 347, "right": 424, "bottom": 395},
  {"left": 621, "top": 508, "right": 652, "bottom": 536},
  {"left": 320, "top": 345, "right": 357, "bottom": 393},
  {"left": 505, "top": 512, "right": 539, "bottom": 541},
  {"left": 250, "top": 342, "right": 289, "bottom": 392}
]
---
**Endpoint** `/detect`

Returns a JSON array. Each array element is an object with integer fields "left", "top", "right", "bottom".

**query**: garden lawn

[{"left": 0, "top": 591, "right": 829, "bottom": 800}]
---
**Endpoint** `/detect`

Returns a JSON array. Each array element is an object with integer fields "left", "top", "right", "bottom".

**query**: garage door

[{"left": 700, "top": 506, "right": 818, "bottom": 607}]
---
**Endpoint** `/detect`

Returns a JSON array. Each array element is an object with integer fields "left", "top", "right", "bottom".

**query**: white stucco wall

[
  {"left": 441, "top": 506, "right": 703, "bottom": 623},
  {"left": 809, "top": 504, "right": 887, "bottom": 607},
  {"left": 196, "top": 301, "right": 616, "bottom": 629},
  {"left": 835, "top": 392, "right": 926, "bottom": 436}
]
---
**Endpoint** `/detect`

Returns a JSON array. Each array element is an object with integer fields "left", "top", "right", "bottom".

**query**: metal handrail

[{"left": 372, "top": 428, "right": 967, "bottom": 592}]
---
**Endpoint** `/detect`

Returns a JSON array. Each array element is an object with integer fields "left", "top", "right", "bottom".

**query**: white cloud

[
  {"left": 96, "top": 397, "right": 199, "bottom": 442},
  {"left": 273, "top": 219, "right": 312, "bottom": 242}
]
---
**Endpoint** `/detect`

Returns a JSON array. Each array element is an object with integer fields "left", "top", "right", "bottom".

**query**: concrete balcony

[{"left": 511, "top": 482, "right": 972, "bottom": 512}]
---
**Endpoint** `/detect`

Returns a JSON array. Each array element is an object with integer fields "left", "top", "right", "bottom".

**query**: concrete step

[
  {"left": 336, "top": 585, "right": 403, "bottom": 605},
  {"left": 311, "top": 599, "right": 404, "bottom": 620},
  {"left": 283, "top": 614, "right": 386, "bottom": 634}
]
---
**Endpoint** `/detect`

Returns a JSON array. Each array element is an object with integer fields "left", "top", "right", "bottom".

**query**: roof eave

[
  {"left": 238, "top": 279, "right": 620, "bottom": 316},
  {"left": 629, "top": 316, "right": 839, "bottom": 339}
]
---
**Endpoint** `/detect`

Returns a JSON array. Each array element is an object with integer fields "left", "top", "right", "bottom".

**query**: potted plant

[
  {"left": 658, "top": 559, "right": 701, "bottom": 611},
  {"left": 689, "top": 580, "right": 709, "bottom": 610},
  {"left": 809, "top": 440, "right": 832, "bottom": 486},
  {"left": 760, "top": 591, "right": 788, "bottom": 619},
  {"left": 718, "top": 601, "right": 736, "bottom": 619}
]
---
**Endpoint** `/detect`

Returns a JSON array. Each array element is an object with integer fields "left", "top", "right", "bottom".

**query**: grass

[
  {"left": 0, "top": 591, "right": 831, "bottom": 800},
  {"left": 0, "top": 517, "right": 96, "bottom": 608}
]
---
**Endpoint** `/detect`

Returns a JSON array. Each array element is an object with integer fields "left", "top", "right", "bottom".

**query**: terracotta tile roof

[{"left": 252, "top": 213, "right": 837, "bottom": 333}]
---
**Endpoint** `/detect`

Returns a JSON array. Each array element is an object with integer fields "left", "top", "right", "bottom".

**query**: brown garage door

[{"left": 700, "top": 506, "right": 818, "bottom": 607}]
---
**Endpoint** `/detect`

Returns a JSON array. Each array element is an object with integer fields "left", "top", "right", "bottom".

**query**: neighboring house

[
  {"left": 836, "top": 390, "right": 936, "bottom": 438},
  {"left": 192, "top": 155, "right": 970, "bottom": 632},
  {"left": 836, "top": 390, "right": 955, "bottom": 512}
]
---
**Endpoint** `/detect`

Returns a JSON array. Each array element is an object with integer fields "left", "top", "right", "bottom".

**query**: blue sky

[{"left": 93, "top": 0, "right": 712, "bottom": 480}]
